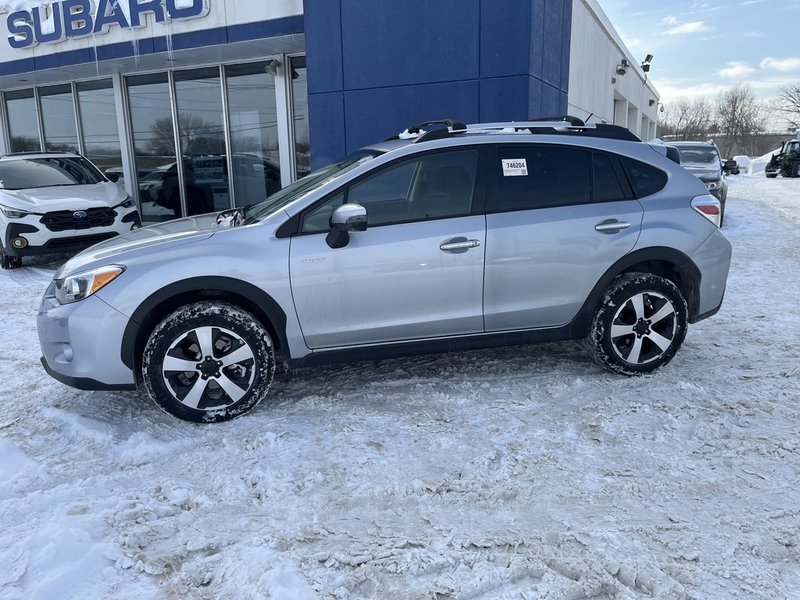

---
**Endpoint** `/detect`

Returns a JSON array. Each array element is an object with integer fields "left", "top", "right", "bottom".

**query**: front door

[{"left": 289, "top": 149, "right": 486, "bottom": 349}]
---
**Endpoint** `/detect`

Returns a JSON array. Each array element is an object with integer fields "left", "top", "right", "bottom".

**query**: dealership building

[{"left": 0, "top": 0, "right": 660, "bottom": 222}]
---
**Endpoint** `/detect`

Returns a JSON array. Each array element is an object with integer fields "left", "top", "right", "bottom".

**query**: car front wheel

[
  {"left": 0, "top": 244, "right": 23, "bottom": 270},
  {"left": 587, "top": 273, "right": 688, "bottom": 375},
  {"left": 142, "top": 302, "right": 275, "bottom": 422}
]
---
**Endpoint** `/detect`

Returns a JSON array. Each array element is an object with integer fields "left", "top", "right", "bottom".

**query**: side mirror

[{"left": 326, "top": 203, "right": 367, "bottom": 249}]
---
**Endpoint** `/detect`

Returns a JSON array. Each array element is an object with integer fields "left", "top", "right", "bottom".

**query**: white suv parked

[{"left": 0, "top": 152, "right": 141, "bottom": 269}]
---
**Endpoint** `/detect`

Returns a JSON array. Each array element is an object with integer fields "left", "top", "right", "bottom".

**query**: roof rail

[
  {"left": 465, "top": 121, "right": 640, "bottom": 142},
  {"left": 383, "top": 119, "right": 467, "bottom": 142},
  {"left": 385, "top": 117, "right": 641, "bottom": 145}
]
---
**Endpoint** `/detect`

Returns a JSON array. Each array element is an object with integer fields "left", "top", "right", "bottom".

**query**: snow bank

[{"left": 749, "top": 147, "right": 782, "bottom": 175}]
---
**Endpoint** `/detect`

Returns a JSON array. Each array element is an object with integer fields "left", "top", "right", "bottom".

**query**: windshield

[
  {"left": 245, "top": 151, "right": 382, "bottom": 223},
  {"left": 0, "top": 156, "right": 106, "bottom": 190},
  {"left": 674, "top": 146, "right": 719, "bottom": 165}
]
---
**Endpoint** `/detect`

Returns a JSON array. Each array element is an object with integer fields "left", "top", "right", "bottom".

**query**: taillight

[{"left": 691, "top": 195, "right": 721, "bottom": 227}]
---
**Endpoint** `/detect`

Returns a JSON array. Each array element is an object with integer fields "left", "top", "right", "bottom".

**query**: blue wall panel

[
  {"left": 479, "top": 0, "right": 532, "bottom": 78},
  {"left": 344, "top": 81, "right": 480, "bottom": 152},
  {"left": 307, "top": 92, "right": 347, "bottom": 168},
  {"left": 340, "top": 0, "right": 480, "bottom": 90},
  {"left": 304, "top": 0, "right": 572, "bottom": 169},
  {"left": 480, "top": 77, "right": 531, "bottom": 123},
  {"left": 541, "top": 0, "right": 566, "bottom": 88},
  {"left": 303, "top": 1, "right": 343, "bottom": 94}
]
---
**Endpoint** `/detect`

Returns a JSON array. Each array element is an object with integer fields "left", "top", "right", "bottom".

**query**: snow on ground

[{"left": 2, "top": 174, "right": 800, "bottom": 599}]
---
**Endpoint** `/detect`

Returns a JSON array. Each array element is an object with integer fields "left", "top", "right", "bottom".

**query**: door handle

[
  {"left": 440, "top": 238, "right": 481, "bottom": 253},
  {"left": 594, "top": 219, "right": 631, "bottom": 234}
]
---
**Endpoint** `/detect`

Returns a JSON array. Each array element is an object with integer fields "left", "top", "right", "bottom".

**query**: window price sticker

[{"left": 502, "top": 158, "right": 528, "bottom": 176}]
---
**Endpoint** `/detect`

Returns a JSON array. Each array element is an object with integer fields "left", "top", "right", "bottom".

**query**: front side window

[
  {"left": 301, "top": 149, "right": 478, "bottom": 233},
  {"left": 0, "top": 157, "right": 104, "bottom": 190},
  {"left": 495, "top": 146, "right": 591, "bottom": 212}
]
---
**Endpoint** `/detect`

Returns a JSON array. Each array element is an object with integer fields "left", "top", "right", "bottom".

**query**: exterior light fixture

[{"left": 264, "top": 58, "right": 282, "bottom": 76}]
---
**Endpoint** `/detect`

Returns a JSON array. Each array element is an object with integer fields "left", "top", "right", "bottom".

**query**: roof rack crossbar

[{"left": 406, "top": 119, "right": 467, "bottom": 134}]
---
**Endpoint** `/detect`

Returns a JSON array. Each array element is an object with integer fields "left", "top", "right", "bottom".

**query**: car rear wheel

[
  {"left": 142, "top": 302, "right": 275, "bottom": 422},
  {"left": 587, "top": 273, "right": 688, "bottom": 375}
]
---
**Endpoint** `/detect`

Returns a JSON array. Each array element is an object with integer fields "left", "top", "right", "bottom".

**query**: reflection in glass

[
  {"left": 174, "top": 67, "right": 228, "bottom": 215},
  {"left": 5, "top": 89, "right": 40, "bottom": 152},
  {"left": 226, "top": 62, "right": 282, "bottom": 207},
  {"left": 290, "top": 56, "right": 310, "bottom": 178},
  {"left": 127, "top": 73, "right": 177, "bottom": 222},
  {"left": 77, "top": 80, "right": 122, "bottom": 181},
  {"left": 40, "top": 84, "right": 79, "bottom": 153}
]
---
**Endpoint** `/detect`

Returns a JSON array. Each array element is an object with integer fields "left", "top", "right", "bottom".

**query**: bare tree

[
  {"left": 715, "top": 84, "right": 767, "bottom": 157},
  {"left": 772, "top": 83, "right": 800, "bottom": 130},
  {"left": 658, "top": 97, "right": 715, "bottom": 140},
  {"left": 146, "top": 113, "right": 224, "bottom": 156}
]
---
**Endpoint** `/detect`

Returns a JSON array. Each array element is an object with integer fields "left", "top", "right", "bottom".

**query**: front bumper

[
  {"left": 4, "top": 209, "right": 141, "bottom": 258},
  {"left": 38, "top": 286, "right": 138, "bottom": 390}
]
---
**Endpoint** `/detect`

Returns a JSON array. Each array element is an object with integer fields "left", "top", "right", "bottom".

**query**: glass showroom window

[
  {"left": 290, "top": 55, "right": 310, "bottom": 178},
  {"left": 39, "top": 84, "right": 79, "bottom": 153},
  {"left": 225, "top": 62, "right": 282, "bottom": 207},
  {"left": 77, "top": 80, "right": 122, "bottom": 182},
  {"left": 4, "top": 89, "right": 40, "bottom": 152},
  {"left": 127, "top": 73, "right": 178, "bottom": 223},
  {"left": 174, "top": 67, "right": 230, "bottom": 216}
]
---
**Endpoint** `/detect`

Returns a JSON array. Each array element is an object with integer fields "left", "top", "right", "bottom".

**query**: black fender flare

[
  {"left": 570, "top": 246, "right": 701, "bottom": 335},
  {"left": 120, "top": 276, "right": 289, "bottom": 372}
]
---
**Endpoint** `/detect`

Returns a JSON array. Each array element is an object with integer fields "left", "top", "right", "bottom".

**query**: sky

[{"left": 596, "top": 0, "right": 800, "bottom": 112}]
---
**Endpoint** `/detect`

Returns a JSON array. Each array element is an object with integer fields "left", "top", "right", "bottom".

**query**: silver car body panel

[
  {"left": 484, "top": 200, "right": 644, "bottom": 330},
  {"left": 290, "top": 215, "right": 486, "bottom": 348},
  {"left": 38, "top": 292, "right": 135, "bottom": 386}
]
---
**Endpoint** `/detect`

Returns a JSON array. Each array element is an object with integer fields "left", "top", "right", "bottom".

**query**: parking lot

[{"left": 1, "top": 174, "right": 799, "bottom": 599}]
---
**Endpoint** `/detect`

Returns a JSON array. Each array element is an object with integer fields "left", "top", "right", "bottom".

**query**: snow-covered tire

[
  {"left": 142, "top": 302, "right": 275, "bottom": 423},
  {"left": 0, "top": 244, "right": 22, "bottom": 270},
  {"left": 587, "top": 273, "right": 688, "bottom": 376}
]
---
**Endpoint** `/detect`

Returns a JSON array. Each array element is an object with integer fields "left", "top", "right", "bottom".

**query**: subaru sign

[{"left": 7, "top": 0, "right": 210, "bottom": 49}]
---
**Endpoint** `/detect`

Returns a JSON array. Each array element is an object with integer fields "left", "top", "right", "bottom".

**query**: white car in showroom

[{"left": 0, "top": 152, "right": 141, "bottom": 269}]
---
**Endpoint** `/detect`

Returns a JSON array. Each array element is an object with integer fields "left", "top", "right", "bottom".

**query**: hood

[
  {"left": 57, "top": 213, "right": 225, "bottom": 277},
  {"left": 1, "top": 182, "right": 125, "bottom": 211}
]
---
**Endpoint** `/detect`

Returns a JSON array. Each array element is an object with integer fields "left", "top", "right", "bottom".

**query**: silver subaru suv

[{"left": 37, "top": 118, "right": 732, "bottom": 422}]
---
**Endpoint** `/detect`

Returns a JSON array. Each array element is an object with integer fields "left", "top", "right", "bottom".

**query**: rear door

[{"left": 483, "top": 144, "right": 644, "bottom": 331}]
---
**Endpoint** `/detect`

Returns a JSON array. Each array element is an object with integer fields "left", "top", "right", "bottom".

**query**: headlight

[
  {"left": 54, "top": 265, "right": 125, "bottom": 304},
  {"left": 0, "top": 204, "right": 30, "bottom": 219},
  {"left": 706, "top": 181, "right": 720, "bottom": 191},
  {"left": 116, "top": 196, "right": 135, "bottom": 209}
]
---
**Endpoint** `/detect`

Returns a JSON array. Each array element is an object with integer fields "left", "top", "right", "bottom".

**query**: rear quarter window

[{"left": 621, "top": 157, "right": 668, "bottom": 198}]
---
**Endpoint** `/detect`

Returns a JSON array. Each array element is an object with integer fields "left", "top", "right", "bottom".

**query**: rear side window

[
  {"left": 495, "top": 146, "right": 591, "bottom": 211},
  {"left": 621, "top": 157, "right": 668, "bottom": 198},
  {"left": 592, "top": 153, "right": 628, "bottom": 202}
]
